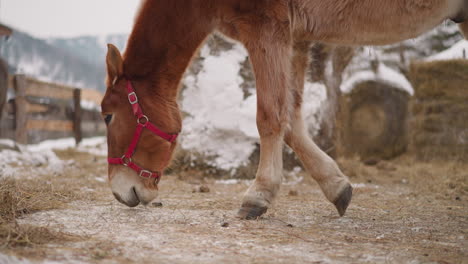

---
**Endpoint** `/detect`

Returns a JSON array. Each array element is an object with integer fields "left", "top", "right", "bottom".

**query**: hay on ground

[{"left": 0, "top": 178, "right": 78, "bottom": 248}]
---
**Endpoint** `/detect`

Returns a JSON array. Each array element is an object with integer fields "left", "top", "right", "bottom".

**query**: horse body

[
  {"left": 291, "top": 0, "right": 464, "bottom": 45},
  {"left": 103, "top": 0, "right": 467, "bottom": 216}
]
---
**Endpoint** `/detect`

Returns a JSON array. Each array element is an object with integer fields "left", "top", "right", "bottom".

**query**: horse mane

[
  {"left": 123, "top": 0, "right": 168, "bottom": 79},
  {"left": 123, "top": 1, "right": 213, "bottom": 80}
]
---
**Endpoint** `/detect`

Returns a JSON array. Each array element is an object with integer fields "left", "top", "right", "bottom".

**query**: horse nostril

[
  {"left": 127, "top": 187, "right": 140, "bottom": 207},
  {"left": 112, "top": 189, "right": 140, "bottom": 207},
  {"left": 113, "top": 192, "right": 125, "bottom": 204}
]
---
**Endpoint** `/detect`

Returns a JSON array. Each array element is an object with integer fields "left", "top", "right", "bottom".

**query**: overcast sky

[{"left": 0, "top": 0, "right": 141, "bottom": 38}]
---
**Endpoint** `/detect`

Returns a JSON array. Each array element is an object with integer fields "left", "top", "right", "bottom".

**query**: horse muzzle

[
  {"left": 113, "top": 187, "right": 140, "bottom": 207},
  {"left": 110, "top": 167, "right": 159, "bottom": 207}
]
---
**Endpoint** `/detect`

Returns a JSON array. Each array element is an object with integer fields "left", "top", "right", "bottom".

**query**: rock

[
  {"left": 376, "top": 162, "right": 397, "bottom": 171},
  {"left": 221, "top": 222, "right": 229, "bottom": 227},
  {"left": 363, "top": 158, "right": 379, "bottom": 166},
  {"left": 199, "top": 185, "right": 210, "bottom": 193},
  {"left": 151, "top": 202, "right": 163, "bottom": 207},
  {"left": 288, "top": 190, "right": 298, "bottom": 196}
]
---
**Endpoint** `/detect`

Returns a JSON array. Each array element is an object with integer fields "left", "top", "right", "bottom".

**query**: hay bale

[
  {"left": 409, "top": 60, "right": 468, "bottom": 161},
  {"left": 339, "top": 81, "right": 410, "bottom": 160},
  {"left": 409, "top": 60, "right": 468, "bottom": 100}
]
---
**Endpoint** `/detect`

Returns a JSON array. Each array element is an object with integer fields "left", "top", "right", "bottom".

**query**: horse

[{"left": 102, "top": 0, "right": 468, "bottom": 219}]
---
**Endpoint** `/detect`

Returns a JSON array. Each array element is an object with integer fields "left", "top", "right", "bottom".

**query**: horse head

[{"left": 102, "top": 44, "right": 181, "bottom": 207}]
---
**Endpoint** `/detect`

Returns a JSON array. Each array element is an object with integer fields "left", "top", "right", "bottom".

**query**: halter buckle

[
  {"left": 128, "top": 92, "right": 138, "bottom": 105},
  {"left": 139, "top": 170, "right": 153, "bottom": 178}
]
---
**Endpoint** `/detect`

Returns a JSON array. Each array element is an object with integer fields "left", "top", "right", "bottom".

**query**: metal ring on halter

[
  {"left": 121, "top": 155, "right": 132, "bottom": 166},
  {"left": 137, "top": 115, "right": 149, "bottom": 125}
]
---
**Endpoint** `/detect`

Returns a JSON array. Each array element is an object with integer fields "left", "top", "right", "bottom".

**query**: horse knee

[{"left": 256, "top": 101, "right": 290, "bottom": 137}]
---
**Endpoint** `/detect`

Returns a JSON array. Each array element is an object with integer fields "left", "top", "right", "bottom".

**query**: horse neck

[{"left": 123, "top": 0, "right": 217, "bottom": 101}]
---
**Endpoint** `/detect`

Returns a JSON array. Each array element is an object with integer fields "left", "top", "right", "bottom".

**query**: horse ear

[{"left": 106, "top": 44, "right": 123, "bottom": 83}]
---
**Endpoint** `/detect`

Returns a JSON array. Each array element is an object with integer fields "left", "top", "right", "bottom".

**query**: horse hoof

[
  {"left": 333, "top": 184, "right": 353, "bottom": 217},
  {"left": 237, "top": 203, "right": 268, "bottom": 220}
]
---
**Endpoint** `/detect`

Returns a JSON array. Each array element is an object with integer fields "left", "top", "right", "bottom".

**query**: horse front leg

[
  {"left": 237, "top": 42, "right": 293, "bottom": 220},
  {"left": 284, "top": 41, "right": 352, "bottom": 217}
]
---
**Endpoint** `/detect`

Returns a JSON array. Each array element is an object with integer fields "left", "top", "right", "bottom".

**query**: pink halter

[{"left": 107, "top": 80, "right": 178, "bottom": 182}]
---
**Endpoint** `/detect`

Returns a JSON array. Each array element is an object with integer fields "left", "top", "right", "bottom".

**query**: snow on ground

[
  {"left": 426, "top": 39, "right": 468, "bottom": 61},
  {"left": 0, "top": 254, "right": 33, "bottom": 264},
  {"left": 301, "top": 82, "right": 327, "bottom": 135},
  {"left": 0, "top": 137, "right": 107, "bottom": 178},
  {"left": 181, "top": 42, "right": 326, "bottom": 172},
  {"left": 341, "top": 62, "right": 414, "bottom": 95}
]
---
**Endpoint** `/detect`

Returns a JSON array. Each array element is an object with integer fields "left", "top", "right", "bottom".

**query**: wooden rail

[{"left": 0, "top": 74, "right": 105, "bottom": 145}]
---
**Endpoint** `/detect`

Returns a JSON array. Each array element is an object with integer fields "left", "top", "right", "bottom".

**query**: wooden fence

[{"left": 0, "top": 74, "right": 105, "bottom": 145}]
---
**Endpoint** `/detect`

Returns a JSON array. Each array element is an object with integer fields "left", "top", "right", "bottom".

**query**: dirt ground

[{"left": 1, "top": 148, "right": 467, "bottom": 264}]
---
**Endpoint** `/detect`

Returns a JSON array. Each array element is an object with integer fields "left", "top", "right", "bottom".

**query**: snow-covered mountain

[
  {"left": 0, "top": 28, "right": 128, "bottom": 92},
  {"left": 47, "top": 34, "right": 127, "bottom": 70}
]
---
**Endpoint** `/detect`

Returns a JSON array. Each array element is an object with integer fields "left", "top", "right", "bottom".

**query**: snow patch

[
  {"left": 181, "top": 43, "right": 256, "bottom": 171},
  {"left": 353, "top": 183, "right": 380, "bottom": 189},
  {"left": 181, "top": 42, "right": 326, "bottom": 172},
  {"left": 77, "top": 137, "right": 108, "bottom": 156},
  {"left": 0, "top": 147, "right": 65, "bottom": 177},
  {"left": 426, "top": 39, "right": 468, "bottom": 61},
  {"left": 302, "top": 82, "right": 327, "bottom": 136},
  {"left": 80, "top": 99, "right": 101, "bottom": 111},
  {"left": 0, "top": 253, "right": 33, "bottom": 264},
  {"left": 0, "top": 137, "right": 107, "bottom": 178},
  {"left": 0, "top": 139, "right": 17, "bottom": 149},
  {"left": 341, "top": 63, "right": 414, "bottom": 95},
  {"left": 215, "top": 179, "right": 252, "bottom": 185}
]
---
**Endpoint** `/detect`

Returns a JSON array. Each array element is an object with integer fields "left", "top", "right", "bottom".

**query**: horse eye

[{"left": 104, "top": 114, "right": 113, "bottom": 125}]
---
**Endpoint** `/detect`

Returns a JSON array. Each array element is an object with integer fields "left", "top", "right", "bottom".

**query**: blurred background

[{"left": 0, "top": 1, "right": 467, "bottom": 263}]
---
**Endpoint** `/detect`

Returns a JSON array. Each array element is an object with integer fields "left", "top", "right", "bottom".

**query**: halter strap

[{"left": 107, "top": 80, "right": 178, "bottom": 181}]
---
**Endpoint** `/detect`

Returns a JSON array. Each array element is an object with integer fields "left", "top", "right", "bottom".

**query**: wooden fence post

[
  {"left": 14, "top": 75, "right": 28, "bottom": 144},
  {"left": 73, "top": 88, "right": 82, "bottom": 145},
  {"left": 0, "top": 58, "right": 8, "bottom": 121}
]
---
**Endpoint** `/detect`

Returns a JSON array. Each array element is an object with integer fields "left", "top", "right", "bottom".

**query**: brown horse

[{"left": 102, "top": 0, "right": 467, "bottom": 218}]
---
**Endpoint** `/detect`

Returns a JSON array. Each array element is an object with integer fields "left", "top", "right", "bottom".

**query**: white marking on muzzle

[{"left": 110, "top": 168, "right": 159, "bottom": 205}]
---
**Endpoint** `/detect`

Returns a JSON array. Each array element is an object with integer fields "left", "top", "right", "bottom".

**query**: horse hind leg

[
  {"left": 237, "top": 40, "right": 293, "bottom": 220},
  {"left": 284, "top": 41, "right": 352, "bottom": 217}
]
